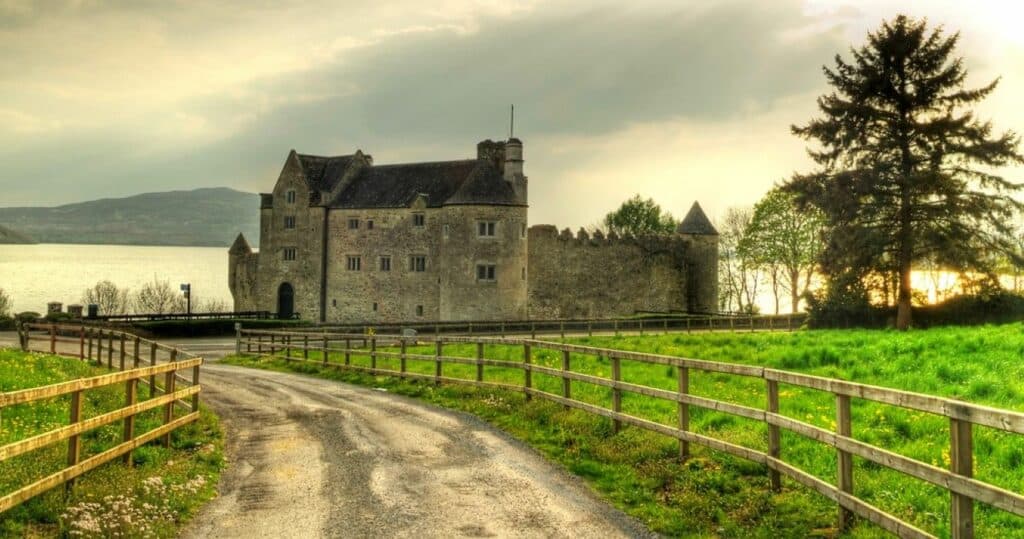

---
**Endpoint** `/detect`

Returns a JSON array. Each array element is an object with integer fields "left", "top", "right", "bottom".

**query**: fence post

[
  {"left": 270, "top": 334, "right": 276, "bottom": 355},
  {"left": 79, "top": 326, "right": 85, "bottom": 359},
  {"left": 614, "top": 319, "right": 619, "bottom": 337},
  {"left": 49, "top": 324, "right": 56, "bottom": 354},
  {"left": 531, "top": 322, "right": 536, "bottom": 339},
  {"left": 123, "top": 378, "right": 138, "bottom": 465},
  {"left": 750, "top": 315, "right": 755, "bottom": 332},
  {"left": 344, "top": 338, "right": 351, "bottom": 365},
  {"left": 788, "top": 314, "right": 793, "bottom": 331},
  {"left": 678, "top": 366, "right": 690, "bottom": 461},
  {"left": 87, "top": 328, "right": 94, "bottom": 361},
  {"left": 664, "top": 318, "right": 668, "bottom": 335},
  {"left": 107, "top": 332, "right": 113, "bottom": 368},
  {"left": 524, "top": 344, "right": 532, "bottom": 401},
  {"left": 285, "top": 335, "right": 292, "bottom": 359},
  {"left": 148, "top": 342, "right": 158, "bottom": 398},
  {"left": 119, "top": 334, "right": 126, "bottom": 370},
  {"left": 767, "top": 379, "right": 781, "bottom": 491},
  {"left": 66, "top": 389, "right": 84, "bottom": 491},
  {"left": 163, "top": 350, "right": 178, "bottom": 448},
  {"left": 951, "top": 418, "right": 974, "bottom": 539},
  {"left": 836, "top": 394, "right": 854, "bottom": 531},
  {"left": 640, "top": 319, "right": 644, "bottom": 336},
  {"left": 686, "top": 318, "right": 691, "bottom": 334},
  {"left": 235, "top": 325, "right": 242, "bottom": 355},
  {"left": 371, "top": 337, "right": 377, "bottom": 373},
  {"left": 561, "top": 350, "right": 571, "bottom": 408},
  {"left": 401, "top": 339, "right": 408, "bottom": 375},
  {"left": 560, "top": 321, "right": 565, "bottom": 339},
  {"left": 434, "top": 340, "right": 442, "bottom": 385},
  {"left": 133, "top": 336, "right": 140, "bottom": 368},
  {"left": 303, "top": 335, "right": 309, "bottom": 360},
  {"left": 192, "top": 363, "right": 201, "bottom": 412},
  {"left": 611, "top": 355, "right": 622, "bottom": 433},
  {"left": 475, "top": 342, "right": 483, "bottom": 382}
]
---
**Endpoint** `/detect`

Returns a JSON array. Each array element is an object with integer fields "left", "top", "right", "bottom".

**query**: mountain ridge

[{"left": 0, "top": 187, "right": 260, "bottom": 247}]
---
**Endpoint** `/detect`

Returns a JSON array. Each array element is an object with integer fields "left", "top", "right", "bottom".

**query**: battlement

[{"left": 528, "top": 224, "right": 694, "bottom": 252}]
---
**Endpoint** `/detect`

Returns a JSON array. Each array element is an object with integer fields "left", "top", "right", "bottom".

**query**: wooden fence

[
  {"left": 0, "top": 324, "right": 203, "bottom": 513},
  {"left": 292, "top": 313, "right": 806, "bottom": 339},
  {"left": 237, "top": 327, "right": 1024, "bottom": 539}
]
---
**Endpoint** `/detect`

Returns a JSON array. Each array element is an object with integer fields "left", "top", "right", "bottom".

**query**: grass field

[
  {"left": 226, "top": 324, "right": 1024, "bottom": 538},
  {"left": 0, "top": 349, "right": 224, "bottom": 538}
]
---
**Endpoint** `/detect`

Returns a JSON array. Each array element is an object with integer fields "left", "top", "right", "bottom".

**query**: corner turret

[
  {"left": 676, "top": 201, "right": 719, "bottom": 314},
  {"left": 676, "top": 202, "right": 718, "bottom": 236}
]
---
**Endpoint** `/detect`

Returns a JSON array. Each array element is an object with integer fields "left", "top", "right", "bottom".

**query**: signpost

[{"left": 180, "top": 283, "right": 191, "bottom": 321}]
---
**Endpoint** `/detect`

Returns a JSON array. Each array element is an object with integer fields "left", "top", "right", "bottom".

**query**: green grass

[
  {"left": 227, "top": 325, "right": 1024, "bottom": 538},
  {"left": 0, "top": 348, "right": 224, "bottom": 538}
]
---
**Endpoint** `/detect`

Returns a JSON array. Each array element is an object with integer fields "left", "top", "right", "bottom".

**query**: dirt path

[{"left": 183, "top": 363, "right": 653, "bottom": 538}]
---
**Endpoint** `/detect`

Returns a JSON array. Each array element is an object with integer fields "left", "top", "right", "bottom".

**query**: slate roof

[
  {"left": 295, "top": 153, "right": 358, "bottom": 193},
  {"left": 303, "top": 157, "right": 523, "bottom": 209},
  {"left": 229, "top": 233, "right": 252, "bottom": 255},
  {"left": 677, "top": 202, "right": 718, "bottom": 235}
]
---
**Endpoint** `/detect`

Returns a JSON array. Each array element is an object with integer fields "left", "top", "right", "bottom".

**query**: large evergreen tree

[{"left": 787, "top": 15, "right": 1023, "bottom": 329}]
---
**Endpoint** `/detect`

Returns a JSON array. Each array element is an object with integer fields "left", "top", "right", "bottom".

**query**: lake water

[{"left": 0, "top": 244, "right": 233, "bottom": 314}]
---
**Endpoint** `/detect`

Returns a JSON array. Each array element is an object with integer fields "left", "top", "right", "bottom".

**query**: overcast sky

[{"left": 2, "top": 0, "right": 1023, "bottom": 228}]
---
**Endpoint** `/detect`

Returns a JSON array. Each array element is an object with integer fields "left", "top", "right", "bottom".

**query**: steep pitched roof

[
  {"left": 325, "top": 158, "right": 524, "bottom": 209},
  {"left": 677, "top": 202, "right": 718, "bottom": 235},
  {"left": 229, "top": 233, "right": 252, "bottom": 254},
  {"left": 444, "top": 161, "right": 520, "bottom": 206},
  {"left": 294, "top": 153, "right": 358, "bottom": 193}
]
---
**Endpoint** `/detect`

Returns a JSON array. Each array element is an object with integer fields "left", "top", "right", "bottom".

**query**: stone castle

[{"left": 228, "top": 138, "right": 718, "bottom": 322}]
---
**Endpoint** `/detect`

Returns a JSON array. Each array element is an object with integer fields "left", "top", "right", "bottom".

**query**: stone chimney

[
  {"left": 504, "top": 138, "right": 523, "bottom": 182},
  {"left": 476, "top": 139, "right": 506, "bottom": 173}
]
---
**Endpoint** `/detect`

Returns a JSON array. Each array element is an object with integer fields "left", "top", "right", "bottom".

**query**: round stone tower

[{"left": 676, "top": 202, "right": 719, "bottom": 314}]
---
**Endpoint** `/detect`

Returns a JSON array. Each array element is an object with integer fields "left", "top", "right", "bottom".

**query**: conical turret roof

[
  {"left": 229, "top": 233, "right": 252, "bottom": 255},
  {"left": 676, "top": 202, "right": 718, "bottom": 235}
]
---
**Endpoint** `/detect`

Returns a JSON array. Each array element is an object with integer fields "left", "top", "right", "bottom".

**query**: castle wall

[
  {"left": 438, "top": 205, "right": 528, "bottom": 320},
  {"left": 324, "top": 202, "right": 442, "bottom": 323},
  {"left": 228, "top": 251, "right": 259, "bottom": 311},
  {"left": 253, "top": 153, "right": 325, "bottom": 320},
  {"left": 526, "top": 226, "right": 691, "bottom": 319}
]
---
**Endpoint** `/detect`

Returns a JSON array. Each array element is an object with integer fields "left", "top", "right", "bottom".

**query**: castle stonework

[{"left": 228, "top": 138, "right": 718, "bottom": 322}]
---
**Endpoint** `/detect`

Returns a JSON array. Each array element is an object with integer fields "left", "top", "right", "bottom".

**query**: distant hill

[
  {"left": 0, "top": 188, "right": 260, "bottom": 247},
  {"left": 0, "top": 224, "right": 35, "bottom": 244}
]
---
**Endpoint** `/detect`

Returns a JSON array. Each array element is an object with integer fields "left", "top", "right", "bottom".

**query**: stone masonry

[{"left": 229, "top": 138, "right": 718, "bottom": 322}]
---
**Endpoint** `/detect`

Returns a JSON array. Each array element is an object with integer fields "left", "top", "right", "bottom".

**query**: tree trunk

[
  {"left": 790, "top": 268, "right": 801, "bottom": 314},
  {"left": 771, "top": 268, "right": 780, "bottom": 315}
]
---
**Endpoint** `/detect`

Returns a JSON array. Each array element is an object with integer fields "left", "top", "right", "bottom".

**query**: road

[{"left": 182, "top": 363, "right": 652, "bottom": 538}]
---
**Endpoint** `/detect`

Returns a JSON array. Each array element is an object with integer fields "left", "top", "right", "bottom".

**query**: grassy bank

[
  {"left": 225, "top": 324, "right": 1024, "bottom": 538},
  {"left": 0, "top": 349, "right": 224, "bottom": 538}
]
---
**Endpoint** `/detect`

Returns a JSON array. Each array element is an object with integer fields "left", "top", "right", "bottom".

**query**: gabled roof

[
  {"left": 444, "top": 161, "right": 520, "bottom": 206},
  {"left": 295, "top": 153, "right": 359, "bottom": 193},
  {"left": 677, "top": 202, "right": 718, "bottom": 235}
]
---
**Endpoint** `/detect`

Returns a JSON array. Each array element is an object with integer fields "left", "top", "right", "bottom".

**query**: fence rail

[
  {"left": 0, "top": 324, "right": 204, "bottom": 513},
  {"left": 291, "top": 313, "right": 807, "bottom": 338},
  {"left": 236, "top": 327, "right": 1024, "bottom": 539}
]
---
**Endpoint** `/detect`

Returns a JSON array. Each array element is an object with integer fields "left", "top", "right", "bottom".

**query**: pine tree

[{"left": 787, "top": 15, "right": 1023, "bottom": 329}]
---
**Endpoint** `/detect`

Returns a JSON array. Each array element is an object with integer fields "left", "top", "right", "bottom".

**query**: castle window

[
  {"left": 413, "top": 213, "right": 425, "bottom": 228},
  {"left": 373, "top": 302, "right": 378, "bottom": 312},
  {"left": 443, "top": 224, "right": 450, "bottom": 238},
  {"left": 416, "top": 305, "right": 424, "bottom": 316},
  {"left": 283, "top": 248, "right": 297, "bottom": 261},
  {"left": 379, "top": 256, "right": 391, "bottom": 271},
  {"left": 522, "top": 267, "right": 526, "bottom": 280},
  {"left": 348, "top": 218, "right": 360, "bottom": 230},
  {"left": 367, "top": 220, "right": 374, "bottom": 230},
  {"left": 477, "top": 221, "right": 496, "bottom": 237},
  {"left": 410, "top": 256, "right": 426, "bottom": 272},
  {"left": 284, "top": 216, "right": 296, "bottom": 229},
  {"left": 346, "top": 256, "right": 361, "bottom": 271},
  {"left": 476, "top": 264, "right": 496, "bottom": 282},
  {"left": 332, "top": 299, "right": 337, "bottom": 307},
  {"left": 286, "top": 190, "right": 296, "bottom": 204}
]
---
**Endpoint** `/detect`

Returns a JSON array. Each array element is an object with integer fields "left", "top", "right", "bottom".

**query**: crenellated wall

[{"left": 526, "top": 225, "right": 714, "bottom": 319}]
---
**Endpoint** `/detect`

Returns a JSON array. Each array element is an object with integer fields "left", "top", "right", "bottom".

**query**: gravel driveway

[{"left": 182, "top": 363, "right": 654, "bottom": 538}]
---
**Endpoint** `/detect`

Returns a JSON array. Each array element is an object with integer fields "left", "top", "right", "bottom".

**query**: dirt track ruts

[{"left": 182, "top": 363, "right": 654, "bottom": 538}]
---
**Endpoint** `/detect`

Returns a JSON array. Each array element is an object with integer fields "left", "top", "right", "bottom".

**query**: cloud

[{"left": 3, "top": 0, "right": 1020, "bottom": 231}]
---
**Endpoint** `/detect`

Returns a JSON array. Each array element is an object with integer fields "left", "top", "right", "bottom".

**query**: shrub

[{"left": 0, "top": 287, "right": 11, "bottom": 318}]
